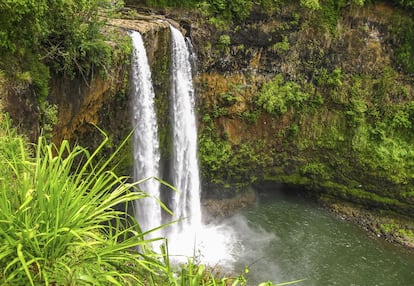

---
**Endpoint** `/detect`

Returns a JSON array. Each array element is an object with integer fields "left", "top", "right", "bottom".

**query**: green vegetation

[
  {"left": 218, "top": 35, "right": 231, "bottom": 50},
  {"left": 272, "top": 36, "right": 290, "bottom": 55},
  {"left": 195, "top": 0, "right": 414, "bottom": 217},
  {"left": 0, "top": 114, "right": 184, "bottom": 285},
  {"left": 390, "top": 14, "right": 414, "bottom": 73},
  {"left": 0, "top": 0, "right": 131, "bottom": 138},
  {"left": 256, "top": 74, "right": 322, "bottom": 116},
  {"left": 202, "top": 0, "right": 253, "bottom": 23},
  {"left": 0, "top": 113, "right": 305, "bottom": 285},
  {"left": 133, "top": 0, "right": 367, "bottom": 12},
  {"left": 0, "top": 116, "right": 162, "bottom": 285},
  {"left": 0, "top": 0, "right": 122, "bottom": 78},
  {"left": 199, "top": 123, "right": 271, "bottom": 191},
  {"left": 399, "top": 0, "right": 414, "bottom": 8},
  {"left": 132, "top": 0, "right": 413, "bottom": 29},
  {"left": 200, "top": 63, "right": 414, "bottom": 215},
  {"left": 137, "top": 0, "right": 198, "bottom": 8},
  {"left": 378, "top": 223, "right": 414, "bottom": 241}
]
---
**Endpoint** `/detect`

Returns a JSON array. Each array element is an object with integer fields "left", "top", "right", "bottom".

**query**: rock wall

[
  {"left": 47, "top": 18, "right": 175, "bottom": 175},
  {"left": 164, "top": 2, "right": 414, "bottom": 218},
  {"left": 1, "top": 80, "right": 40, "bottom": 142}
]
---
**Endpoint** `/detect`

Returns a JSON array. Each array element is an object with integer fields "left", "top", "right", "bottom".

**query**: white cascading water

[
  {"left": 130, "top": 26, "right": 238, "bottom": 267},
  {"left": 130, "top": 30, "right": 162, "bottom": 238},
  {"left": 166, "top": 26, "right": 237, "bottom": 267},
  {"left": 168, "top": 25, "right": 202, "bottom": 233}
]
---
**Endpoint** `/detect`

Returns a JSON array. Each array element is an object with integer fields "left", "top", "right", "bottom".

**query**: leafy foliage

[
  {"left": 198, "top": 131, "right": 232, "bottom": 182},
  {"left": 198, "top": 124, "right": 270, "bottom": 189},
  {"left": 137, "top": 0, "right": 198, "bottom": 7},
  {"left": 272, "top": 36, "right": 290, "bottom": 55},
  {"left": 0, "top": 0, "right": 129, "bottom": 140},
  {"left": 398, "top": 0, "right": 414, "bottom": 8},
  {"left": 391, "top": 14, "right": 414, "bottom": 74},
  {"left": 206, "top": 0, "right": 253, "bottom": 22},
  {"left": 0, "top": 0, "right": 124, "bottom": 101},
  {"left": 256, "top": 74, "right": 321, "bottom": 115},
  {"left": 39, "top": 0, "right": 121, "bottom": 77},
  {"left": 0, "top": 120, "right": 168, "bottom": 285},
  {"left": 218, "top": 34, "right": 231, "bottom": 48},
  {"left": 300, "top": 0, "right": 321, "bottom": 10},
  {"left": 0, "top": 0, "right": 47, "bottom": 53}
]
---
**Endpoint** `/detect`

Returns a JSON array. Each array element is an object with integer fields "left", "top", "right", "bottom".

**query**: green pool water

[{"left": 229, "top": 187, "right": 414, "bottom": 285}]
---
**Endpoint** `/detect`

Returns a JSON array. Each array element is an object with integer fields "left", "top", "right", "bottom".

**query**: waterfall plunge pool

[{"left": 180, "top": 186, "right": 414, "bottom": 285}]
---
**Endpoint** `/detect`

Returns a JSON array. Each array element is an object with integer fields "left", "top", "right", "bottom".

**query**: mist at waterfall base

[{"left": 163, "top": 209, "right": 277, "bottom": 268}]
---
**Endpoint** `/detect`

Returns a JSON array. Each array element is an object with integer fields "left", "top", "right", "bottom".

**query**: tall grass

[{"left": 0, "top": 117, "right": 167, "bottom": 285}]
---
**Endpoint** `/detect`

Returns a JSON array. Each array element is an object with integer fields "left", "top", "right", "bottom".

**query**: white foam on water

[{"left": 166, "top": 214, "right": 278, "bottom": 272}]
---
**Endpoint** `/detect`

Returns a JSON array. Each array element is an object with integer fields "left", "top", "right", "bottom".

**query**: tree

[
  {"left": 0, "top": 0, "right": 120, "bottom": 78},
  {"left": 0, "top": 0, "right": 47, "bottom": 53}
]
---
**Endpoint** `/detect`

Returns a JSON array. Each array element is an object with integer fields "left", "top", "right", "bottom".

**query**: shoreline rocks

[{"left": 325, "top": 200, "right": 414, "bottom": 250}]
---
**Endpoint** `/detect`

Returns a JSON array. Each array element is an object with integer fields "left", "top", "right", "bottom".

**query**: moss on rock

[{"left": 190, "top": 2, "right": 414, "bottom": 220}]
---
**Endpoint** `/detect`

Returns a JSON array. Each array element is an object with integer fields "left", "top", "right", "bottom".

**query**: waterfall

[
  {"left": 130, "top": 30, "right": 162, "bottom": 236},
  {"left": 168, "top": 25, "right": 202, "bottom": 233},
  {"left": 166, "top": 27, "right": 238, "bottom": 268},
  {"left": 129, "top": 26, "right": 236, "bottom": 267}
]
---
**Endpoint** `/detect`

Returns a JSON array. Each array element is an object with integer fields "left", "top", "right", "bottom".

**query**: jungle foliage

[
  {"left": 133, "top": 0, "right": 414, "bottom": 9},
  {"left": 256, "top": 74, "right": 323, "bottom": 116},
  {"left": 0, "top": 0, "right": 125, "bottom": 101},
  {"left": 0, "top": 113, "right": 302, "bottom": 285},
  {"left": 192, "top": 0, "right": 414, "bottom": 216},
  {"left": 132, "top": 0, "right": 414, "bottom": 17}
]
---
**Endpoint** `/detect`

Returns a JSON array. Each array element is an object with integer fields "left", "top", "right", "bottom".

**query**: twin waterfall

[
  {"left": 130, "top": 26, "right": 201, "bottom": 242},
  {"left": 130, "top": 31, "right": 162, "bottom": 235},
  {"left": 169, "top": 26, "right": 202, "bottom": 233}
]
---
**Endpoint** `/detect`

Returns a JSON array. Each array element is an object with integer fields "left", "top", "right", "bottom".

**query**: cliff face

[
  {"left": 49, "top": 71, "right": 125, "bottom": 146},
  {"left": 45, "top": 3, "right": 414, "bottom": 220},
  {"left": 3, "top": 2, "right": 414, "bottom": 221},
  {"left": 168, "top": 3, "right": 414, "bottom": 217},
  {"left": 1, "top": 79, "right": 40, "bottom": 142},
  {"left": 46, "top": 19, "right": 173, "bottom": 174}
]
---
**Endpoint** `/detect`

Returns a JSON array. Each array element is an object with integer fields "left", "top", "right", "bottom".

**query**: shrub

[
  {"left": 218, "top": 34, "right": 231, "bottom": 49},
  {"left": 300, "top": 0, "right": 321, "bottom": 10},
  {"left": 272, "top": 36, "right": 290, "bottom": 54},
  {"left": 256, "top": 74, "right": 313, "bottom": 115},
  {"left": 392, "top": 110, "right": 411, "bottom": 130},
  {"left": 0, "top": 122, "right": 167, "bottom": 285}
]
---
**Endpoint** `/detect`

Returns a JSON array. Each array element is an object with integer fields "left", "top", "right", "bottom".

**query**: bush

[
  {"left": 0, "top": 0, "right": 121, "bottom": 80},
  {"left": 300, "top": 0, "right": 321, "bottom": 10},
  {"left": 272, "top": 36, "right": 290, "bottom": 55},
  {"left": 0, "top": 121, "right": 167, "bottom": 285},
  {"left": 256, "top": 74, "right": 315, "bottom": 115},
  {"left": 218, "top": 34, "right": 231, "bottom": 48}
]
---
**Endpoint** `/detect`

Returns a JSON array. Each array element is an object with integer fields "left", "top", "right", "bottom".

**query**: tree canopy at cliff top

[
  {"left": 0, "top": 0, "right": 127, "bottom": 113},
  {"left": 135, "top": 0, "right": 414, "bottom": 10},
  {"left": 0, "top": 0, "right": 122, "bottom": 82}
]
